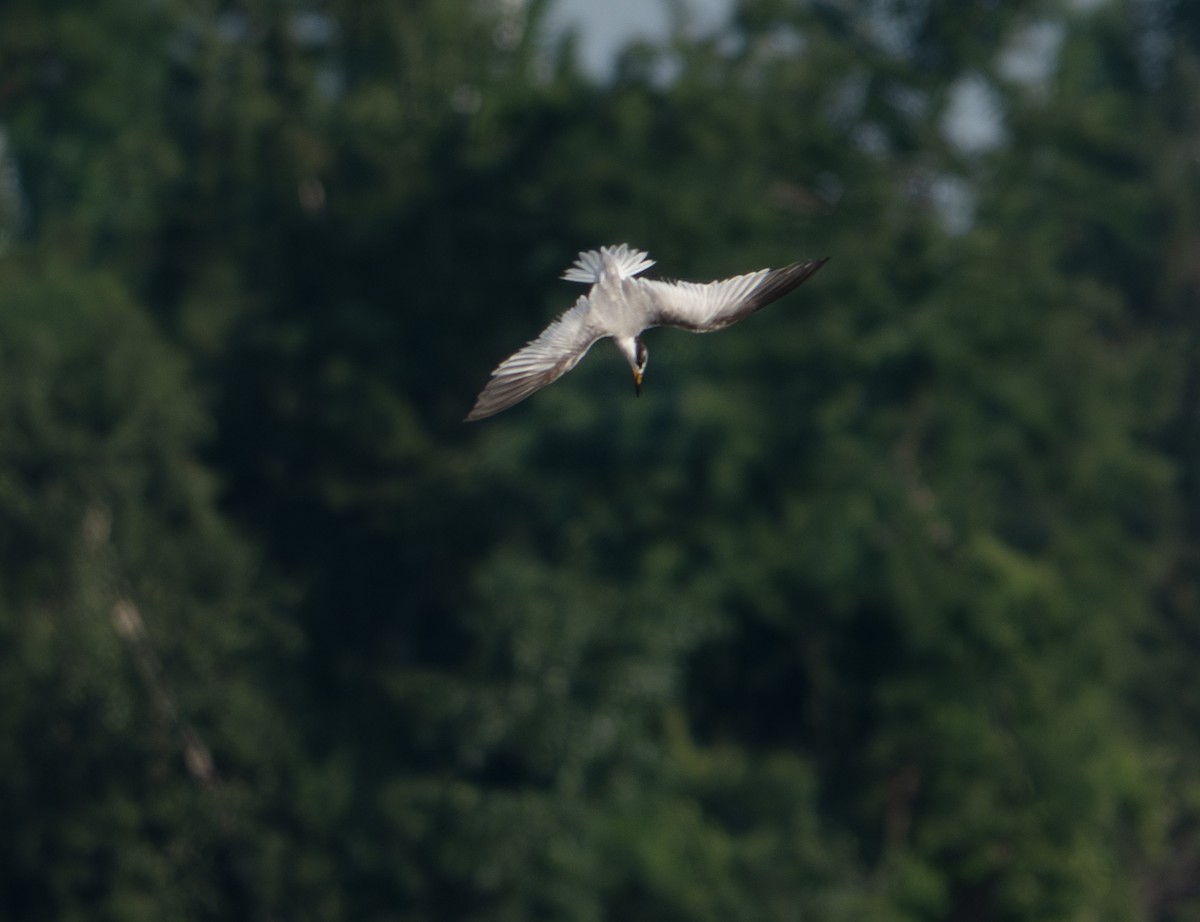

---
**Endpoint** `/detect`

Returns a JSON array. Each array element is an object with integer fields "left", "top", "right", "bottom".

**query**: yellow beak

[{"left": 634, "top": 369, "right": 643, "bottom": 396}]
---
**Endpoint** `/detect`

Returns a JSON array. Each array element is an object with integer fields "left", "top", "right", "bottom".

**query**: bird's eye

[{"left": 636, "top": 342, "right": 648, "bottom": 367}]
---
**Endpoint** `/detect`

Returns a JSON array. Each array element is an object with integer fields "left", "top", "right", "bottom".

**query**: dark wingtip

[
  {"left": 793, "top": 255, "right": 830, "bottom": 279},
  {"left": 464, "top": 400, "right": 492, "bottom": 422},
  {"left": 746, "top": 256, "right": 830, "bottom": 311}
]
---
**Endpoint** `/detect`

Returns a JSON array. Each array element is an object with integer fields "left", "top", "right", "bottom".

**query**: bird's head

[
  {"left": 634, "top": 339, "right": 648, "bottom": 395},
  {"left": 620, "top": 336, "right": 648, "bottom": 396}
]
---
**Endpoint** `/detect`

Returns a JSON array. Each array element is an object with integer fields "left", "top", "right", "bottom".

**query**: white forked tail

[{"left": 561, "top": 243, "right": 656, "bottom": 284}]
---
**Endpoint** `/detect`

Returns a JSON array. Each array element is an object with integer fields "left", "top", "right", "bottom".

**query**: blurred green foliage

[{"left": 2, "top": 0, "right": 1200, "bottom": 918}]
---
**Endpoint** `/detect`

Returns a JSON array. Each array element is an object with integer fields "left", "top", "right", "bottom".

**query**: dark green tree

[{"left": 0, "top": 259, "right": 294, "bottom": 920}]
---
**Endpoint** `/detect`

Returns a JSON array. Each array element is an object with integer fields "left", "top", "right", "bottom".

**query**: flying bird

[{"left": 465, "top": 244, "right": 828, "bottom": 421}]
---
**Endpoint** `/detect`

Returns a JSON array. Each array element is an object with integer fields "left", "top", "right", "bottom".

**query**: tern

[{"left": 465, "top": 244, "right": 828, "bottom": 421}]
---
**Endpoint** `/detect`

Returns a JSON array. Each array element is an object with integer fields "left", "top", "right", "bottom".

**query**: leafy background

[{"left": 2, "top": 0, "right": 1200, "bottom": 919}]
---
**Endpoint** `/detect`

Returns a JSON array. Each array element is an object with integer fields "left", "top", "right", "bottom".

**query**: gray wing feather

[
  {"left": 466, "top": 296, "right": 603, "bottom": 421},
  {"left": 644, "top": 258, "right": 828, "bottom": 332}
]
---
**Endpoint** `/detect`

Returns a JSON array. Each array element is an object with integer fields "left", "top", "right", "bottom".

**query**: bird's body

[{"left": 465, "top": 244, "right": 828, "bottom": 421}]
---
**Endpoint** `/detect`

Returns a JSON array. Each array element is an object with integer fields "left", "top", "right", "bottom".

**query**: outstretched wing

[
  {"left": 642, "top": 257, "right": 828, "bottom": 332},
  {"left": 466, "top": 296, "right": 604, "bottom": 421}
]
